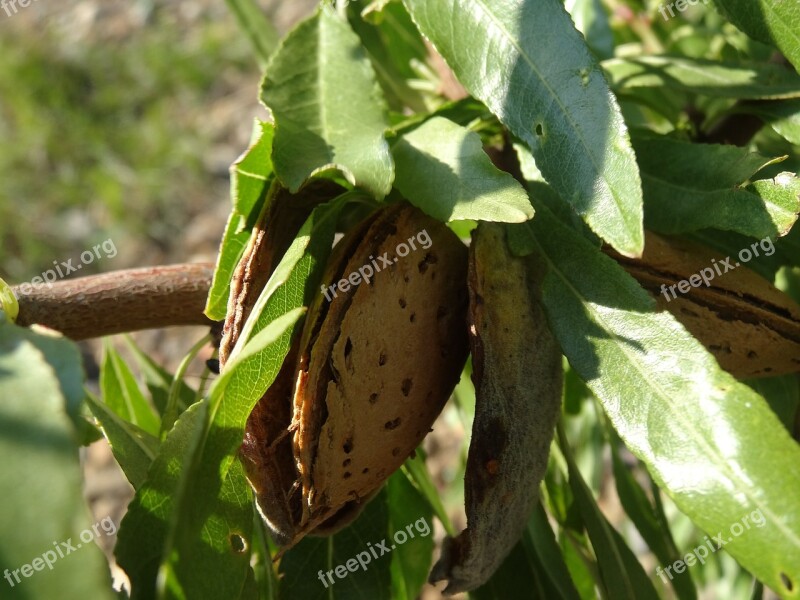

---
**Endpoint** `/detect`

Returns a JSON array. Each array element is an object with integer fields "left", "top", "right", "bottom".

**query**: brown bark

[{"left": 12, "top": 263, "right": 216, "bottom": 340}]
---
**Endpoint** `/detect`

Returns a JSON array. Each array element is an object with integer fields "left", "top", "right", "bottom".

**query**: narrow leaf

[
  {"left": 632, "top": 133, "right": 800, "bottom": 238},
  {"left": 559, "top": 427, "right": 659, "bottom": 600},
  {"left": 100, "top": 343, "right": 160, "bottom": 437},
  {"left": 86, "top": 392, "right": 158, "bottom": 489},
  {"left": 602, "top": 56, "right": 800, "bottom": 99},
  {"left": 404, "top": 0, "right": 644, "bottom": 256},
  {"left": 513, "top": 192, "right": 800, "bottom": 598},
  {"left": 224, "top": 0, "right": 280, "bottom": 67}
]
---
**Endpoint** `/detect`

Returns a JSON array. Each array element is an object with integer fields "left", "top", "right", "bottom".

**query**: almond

[
  {"left": 241, "top": 201, "right": 469, "bottom": 547},
  {"left": 614, "top": 232, "right": 800, "bottom": 378},
  {"left": 430, "top": 223, "right": 563, "bottom": 594}
]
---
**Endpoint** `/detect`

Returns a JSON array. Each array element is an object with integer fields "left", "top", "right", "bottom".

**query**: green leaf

[
  {"left": 115, "top": 399, "right": 209, "bottom": 599},
  {"left": 261, "top": 6, "right": 394, "bottom": 198},
  {"left": 346, "top": 0, "right": 431, "bottom": 113},
  {"left": 401, "top": 457, "right": 455, "bottom": 536},
  {"left": 0, "top": 323, "right": 115, "bottom": 600},
  {"left": 711, "top": 0, "right": 800, "bottom": 71},
  {"left": 224, "top": 0, "right": 280, "bottom": 67},
  {"left": 161, "top": 197, "right": 344, "bottom": 598},
  {"left": 100, "top": 342, "right": 160, "bottom": 437},
  {"left": 565, "top": 0, "right": 613, "bottom": 60},
  {"left": 404, "top": 0, "right": 644, "bottom": 256},
  {"left": 609, "top": 441, "right": 696, "bottom": 600},
  {"left": 391, "top": 116, "right": 533, "bottom": 223},
  {"left": 524, "top": 503, "right": 582, "bottom": 600},
  {"left": 745, "top": 375, "right": 800, "bottom": 432},
  {"left": 123, "top": 335, "right": 196, "bottom": 417},
  {"left": 206, "top": 120, "right": 275, "bottom": 320},
  {"left": 0, "top": 276, "right": 19, "bottom": 322},
  {"left": 602, "top": 56, "right": 800, "bottom": 99},
  {"left": 279, "top": 489, "right": 392, "bottom": 599},
  {"left": 386, "top": 471, "right": 434, "bottom": 600},
  {"left": 559, "top": 427, "right": 659, "bottom": 600},
  {"left": 516, "top": 192, "right": 800, "bottom": 599},
  {"left": 471, "top": 542, "right": 541, "bottom": 600},
  {"left": 631, "top": 133, "right": 800, "bottom": 238},
  {"left": 86, "top": 392, "right": 158, "bottom": 489}
]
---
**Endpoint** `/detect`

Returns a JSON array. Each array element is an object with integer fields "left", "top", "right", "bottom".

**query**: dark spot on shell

[
  {"left": 401, "top": 378, "right": 413, "bottom": 396},
  {"left": 399, "top": 298, "right": 406, "bottom": 308},
  {"left": 747, "top": 351, "right": 757, "bottom": 359},
  {"left": 409, "top": 313, "right": 416, "bottom": 323},
  {"left": 343, "top": 472, "right": 352, "bottom": 479},
  {"left": 379, "top": 352, "right": 387, "bottom": 366},
  {"left": 362, "top": 468, "right": 369, "bottom": 474},
  {"left": 418, "top": 253, "right": 438, "bottom": 274},
  {"left": 369, "top": 393, "right": 379, "bottom": 404},
  {"left": 343, "top": 438, "right": 353, "bottom": 454},
  {"left": 343, "top": 458, "right": 352, "bottom": 467},
  {"left": 391, "top": 447, "right": 401, "bottom": 457},
  {"left": 385, "top": 418, "right": 401, "bottom": 430}
]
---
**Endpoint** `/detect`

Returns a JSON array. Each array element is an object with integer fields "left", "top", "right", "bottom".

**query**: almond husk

[
  {"left": 430, "top": 222, "right": 563, "bottom": 594},
  {"left": 614, "top": 232, "right": 800, "bottom": 378},
  {"left": 241, "top": 201, "right": 470, "bottom": 548}
]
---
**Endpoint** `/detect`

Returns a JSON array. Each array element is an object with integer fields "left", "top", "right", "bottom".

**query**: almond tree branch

[{"left": 12, "top": 263, "right": 217, "bottom": 340}]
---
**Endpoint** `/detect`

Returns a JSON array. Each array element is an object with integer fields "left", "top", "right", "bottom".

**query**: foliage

[{"left": 1, "top": 0, "right": 800, "bottom": 599}]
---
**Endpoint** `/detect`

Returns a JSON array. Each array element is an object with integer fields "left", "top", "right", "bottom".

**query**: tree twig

[{"left": 12, "top": 263, "right": 216, "bottom": 341}]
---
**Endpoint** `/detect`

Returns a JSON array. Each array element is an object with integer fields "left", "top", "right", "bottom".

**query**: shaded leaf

[
  {"left": 279, "top": 489, "right": 392, "bottom": 599},
  {"left": 632, "top": 133, "right": 800, "bottom": 238},
  {"left": 86, "top": 392, "right": 157, "bottom": 489},
  {"left": 603, "top": 56, "right": 800, "bottom": 99},
  {"left": 386, "top": 470, "right": 435, "bottom": 600},
  {"left": 711, "top": 0, "right": 800, "bottom": 71},
  {"left": 0, "top": 323, "right": 115, "bottom": 600}
]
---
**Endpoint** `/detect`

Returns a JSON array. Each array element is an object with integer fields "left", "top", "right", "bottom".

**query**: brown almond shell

[
  {"left": 615, "top": 231, "right": 800, "bottom": 378},
  {"left": 292, "top": 202, "right": 470, "bottom": 535}
]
